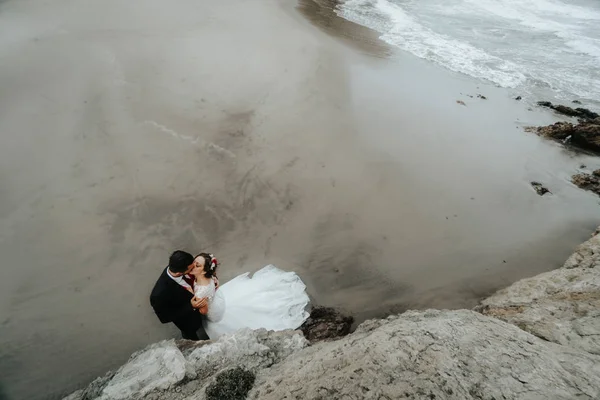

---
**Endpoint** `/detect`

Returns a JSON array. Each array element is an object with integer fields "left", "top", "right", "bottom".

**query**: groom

[{"left": 150, "top": 250, "right": 209, "bottom": 340}]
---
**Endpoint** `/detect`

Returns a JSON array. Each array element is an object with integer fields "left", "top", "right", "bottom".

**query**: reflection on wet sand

[{"left": 0, "top": 0, "right": 599, "bottom": 399}]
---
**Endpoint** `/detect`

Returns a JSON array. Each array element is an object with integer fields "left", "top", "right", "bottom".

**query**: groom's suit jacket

[{"left": 150, "top": 268, "right": 199, "bottom": 325}]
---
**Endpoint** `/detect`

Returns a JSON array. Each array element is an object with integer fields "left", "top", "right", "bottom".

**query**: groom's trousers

[{"left": 174, "top": 312, "right": 209, "bottom": 341}]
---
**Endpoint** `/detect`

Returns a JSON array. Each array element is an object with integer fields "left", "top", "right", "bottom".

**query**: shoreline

[
  {"left": 295, "top": 0, "right": 600, "bottom": 316},
  {"left": 1, "top": 0, "right": 600, "bottom": 399}
]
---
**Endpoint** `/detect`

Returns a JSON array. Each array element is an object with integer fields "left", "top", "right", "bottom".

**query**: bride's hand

[
  {"left": 191, "top": 296, "right": 208, "bottom": 309},
  {"left": 199, "top": 305, "right": 209, "bottom": 315}
]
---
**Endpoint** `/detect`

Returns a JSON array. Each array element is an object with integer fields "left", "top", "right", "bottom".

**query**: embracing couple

[{"left": 150, "top": 250, "right": 310, "bottom": 341}]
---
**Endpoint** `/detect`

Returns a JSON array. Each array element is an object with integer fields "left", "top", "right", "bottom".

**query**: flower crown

[{"left": 208, "top": 254, "right": 218, "bottom": 271}]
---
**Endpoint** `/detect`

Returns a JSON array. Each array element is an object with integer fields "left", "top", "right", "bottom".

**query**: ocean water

[{"left": 337, "top": 0, "right": 600, "bottom": 105}]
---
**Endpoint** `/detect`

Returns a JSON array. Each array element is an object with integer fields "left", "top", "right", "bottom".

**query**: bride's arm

[{"left": 194, "top": 285, "right": 211, "bottom": 315}]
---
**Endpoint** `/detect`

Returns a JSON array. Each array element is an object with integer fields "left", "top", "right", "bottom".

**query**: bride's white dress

[{"left": 193, "top": 265, "right": 310, "bottom": 340}]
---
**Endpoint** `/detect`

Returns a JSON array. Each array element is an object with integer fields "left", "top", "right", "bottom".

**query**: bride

[{"left": 188, "top": 253, "right": 310, "bottom": 340}]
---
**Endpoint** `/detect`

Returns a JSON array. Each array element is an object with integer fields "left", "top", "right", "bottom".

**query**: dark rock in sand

[
  {"left": 477, "top": 94, "right": 487, "bottom": 100},
  {"left": 531, "top": 119, "right": 600, "bottom": 154},
  {"left": 554, "top": 105, "right": 581, "bottom": 117},
  {"left": 300, "top": 306, "right": 354, "bottom": 342},
  {"left": 572, "top": 170, "right": 600, "bottom": 197},
  {"left": 531, "top": 181, "right": 551, "bottom": 196},
  {"left": 576, "top": 108, "right": 600, "bottom": 120},
  {"left": 456, "top": 100, "right": 466, "bottom": 106},
  {"left": 206, "top": 367, "right": 255, "bottom": 400},
  {"left": 515, "top": 96, "right": 522, "bottom": 100},
  {"left": 537, "top": 101, "right": 599, "bottom": 121}
]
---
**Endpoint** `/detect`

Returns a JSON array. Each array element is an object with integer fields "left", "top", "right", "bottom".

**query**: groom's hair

[{"left": 168, "top": 250, "right": 194, "bottom": 273}]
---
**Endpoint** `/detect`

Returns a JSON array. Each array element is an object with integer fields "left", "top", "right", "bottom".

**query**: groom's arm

[
  {"left": 150, "top": 293, "right": 200, "bottom": 323},
  {"left": 150, "top": 293, "right": 183, "bottom": 323},
  {"left": 168, "top": 300, "right": 197, "bottom": 321},
  {"left": 165, "top": 296, "right": 209, "bottom": 321}
]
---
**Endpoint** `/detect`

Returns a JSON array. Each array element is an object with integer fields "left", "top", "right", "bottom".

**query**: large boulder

[
  {"left": 249, "top": 310, "right": 600, "bottom": 400},
  {"left": 182, "top": 328, "right": 307, "bottom": 382},
  {"left": 477, "top": 230, "right": 600, "bottom": 355},
  {"left": 99, "top": 341, "right": 189, "bottom": 400},
  {"left": 65, "top": 329, "right": 307, "bottom": 400}
]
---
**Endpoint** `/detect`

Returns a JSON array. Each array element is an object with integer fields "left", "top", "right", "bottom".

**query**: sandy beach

[{"left": 0, "top": 0, "right": 599, "bottom": 399}]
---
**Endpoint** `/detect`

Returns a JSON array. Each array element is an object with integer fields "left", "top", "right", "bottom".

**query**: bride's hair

[{"left": 195, "top": 252, "right": 218, "bottom": 278}]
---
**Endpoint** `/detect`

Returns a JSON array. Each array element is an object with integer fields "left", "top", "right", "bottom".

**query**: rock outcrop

[
  {"left": 299, "top": 306, "right": 354, "bottom": 343},
  {"left": 65, "top": 310, "right": 600, "bottom": 400},
  {"left": 537, "top": 101, "right": 599, "bottom": 121},
  {"left": 528, "top": 119, "right": 600, "bottom": 154},
  {"left": 477, "top": 229, "right": 600, "bottom": 355},
  {"left": 64, "top": 227, "right": 600, "bottom": 400},
  {"left": 527, "top": 102, "right": 600, "bottom": 154},
  {"left": 64, "top": 329, "right": 308, "bottom": 400},
  {"left": 572, "top": 169, "right": 600, "bottom": 197},
  {"left": 250, "top": 310, "right": 600, "bottom": 400}
]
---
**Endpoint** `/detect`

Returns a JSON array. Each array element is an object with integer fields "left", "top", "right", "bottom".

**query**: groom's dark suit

[{"left": 150, "top": 268, "right": 209, "bottom": 340}]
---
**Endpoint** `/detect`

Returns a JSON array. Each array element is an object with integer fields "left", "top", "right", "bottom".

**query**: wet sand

[{"left": 1, "top": 0, "right": 599, "bottom": 399}]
